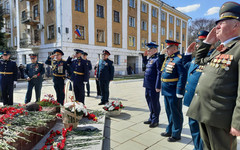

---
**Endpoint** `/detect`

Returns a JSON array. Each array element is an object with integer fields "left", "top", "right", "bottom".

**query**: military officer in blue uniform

[
  {"left": 82, "top": 52, "right": 92, "bottom": 97},
  {"left": 25, "top": 54, "right": 45, "bottom": 104},
  {"left": 0, "top": 50, "right": 18, "bottom": 105},
  {"left": 183, "top": 30, "right": 216, "bottom": 150},
  {"left": 160, "top": 40, "right": 187, "bottom": 142},
  {"left": 67, "top": 49, "right": 89, "bottom": 104},
  {"left": 45, "top": 49, "right": 70, "bottom": 105},
  {"left": 97, "top": 50, "right": 114, "bottom": 105},
  {"left": 142, "top": 42, "right": 165, "bottom": 128}
]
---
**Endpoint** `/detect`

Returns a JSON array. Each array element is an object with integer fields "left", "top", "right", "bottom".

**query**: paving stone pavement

[{"left": 1, "top": 79, "right": 240, "bottom": 150}]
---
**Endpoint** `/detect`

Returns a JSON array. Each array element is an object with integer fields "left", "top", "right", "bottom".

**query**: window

[
  {"left": 141, "top": 39, "right": 147, "bottom": 48},
  {"left": 152, "top": 7, "right": 157, "bottom": 17},
  {"left": 97, "top": 29, "right": 104, "bottom": 42},
  {"left": 129, "top": 0, "right": 135, "bottom": 8},
  {"left": 176, "top": 32, "right": 179, "bottom": 40},
  {"left": 129, "top": 16, "right": 135, "bottom": 27},
  {"left": 182, "top": 34, "right": 185, "bottom": 41},
  {"left": 141, "top": 21, "right": 147, "bottom": 31},
  {"left": 176, "top": 19, "right": 180, "bottom": 26},
  {"left": 161, "top": 43, "right": 165, "bottom": 49},
  {"left": 161, "top": 27, "right": 165, "bottom": 35},
  {"left": 75, "top": 0, "right": 84, "bottom": 12},
  {"left": 129, "top": 36, "right": 135, "bottom": 47},
  {"left": 34, "top": 29, "right": 40, "bottom": 43},
  {"left": 97, "top": 5, "right": 104, "bottom": 18},
  {"left": 22, "top": 11, "right": 27, "bottom": 21},
  {"left": 75, "top": 25, "right": 85, "bottom": 40},
  {"left": 33, "top": 5, "right": 38, "bottom": 20},
  {"left": 48, "top": 25, "right": 55, "bottom": 40},
  {"left": 114, "top": 11, "right": 120, "bottom": 23},
  {"left": 169, "top": 30, "right": 173, "bottom": 38},
  {"left": 114, "top": 33, "right": 120, "bottom": 45},
  {"left": 114, "top": 55, "right": 120, "bottom": 65},
  {"left": 169, "top": 16, "right": 173, "bottom": 24},
  {"left": 182, "top": 22, "right": 186, "bottom": 28},
  {"left": 48, "top": 0, "right": 54, "bottom": 12},
  {"left": 152, "top": 24, "right": 157, "bottom": 33},
  {"left": 161, "top": 12, "right": 165, "bottom": 21},
  {"left": 141, "top": 3, "right": 147, "bottom": 13}
]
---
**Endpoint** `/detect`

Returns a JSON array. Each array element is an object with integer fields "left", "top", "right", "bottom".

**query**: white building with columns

[{"left": 1, "top": 0, "right": 191, "bottom": 76}]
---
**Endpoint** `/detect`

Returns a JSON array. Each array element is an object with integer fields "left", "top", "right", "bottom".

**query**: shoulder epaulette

[
  {"left": 62, "top": 59, "right": 66, "bottom": 61},
  {"left": 177, "top": 54, "right": 182, "bottom": 59}
]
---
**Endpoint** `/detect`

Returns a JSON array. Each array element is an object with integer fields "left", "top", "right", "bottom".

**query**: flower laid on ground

[
  {"left": 37, "top": 94, "right": 60, "bottom": 107},
  {"left": 84, "top": 112, "right": 98, "bottom": 122},
  {"left": 56, "top": 113, "right": 62, "bottom": 119},
  {"left": 0, "top": 107, "right": 25, "bottom": 125},
  {"left": 103, "top": 101, "right": 124, "bottom": 111},
  {"left": 40, "top": 126, "right": 73, "bottom": 150},
  {"left": 64, "top": 102, "right": 88, "bottom": 116}
]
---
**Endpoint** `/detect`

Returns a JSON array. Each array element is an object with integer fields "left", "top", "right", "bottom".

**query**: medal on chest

[
  {"left": 210, "top": 54, "right": 233, "bottom": 71},
  {"left": 58, "top": 63, "right": 63, "bottom": 73},
  {"left": 165, "top": 59, "right": 175, "bottom": 74},
  {"left": 35, "top": 64, "right": 39, "bottom": 71}
]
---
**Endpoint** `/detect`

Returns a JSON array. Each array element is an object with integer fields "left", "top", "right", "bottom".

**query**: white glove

[
  {"left": 176, "top": 94, "right": 183, "bottom": 98},
  {"left": 14, "top": 81, "right": 17, "bottom": 85},
  {"left": 84, "top": 82, "right": 87, "bottom": 84}
]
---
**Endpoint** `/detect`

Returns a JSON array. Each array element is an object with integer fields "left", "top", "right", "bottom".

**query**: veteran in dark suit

[
  {"left": 67, "top": 49, "right": 89, "bottom": 104},
  {"left": 0, "top": 50, "right": 18, "bottom": 105},
  {"left": 25, "top": 54, "right": 45, "bottom": 103},
  {"left": 160, "top": 40, "right": 187, "bottom": 142},
  {"left": 142, "top": 42, "right": 164, "bottom": 128},
  {"left": 45, "top": 49, "right": 70, "bottom": 105},
  {"left": 96, "top": 50, "right": 114, "bottom": 105},
  {"left": 187, "top": 2, "right": 240, "bottom": 150}
]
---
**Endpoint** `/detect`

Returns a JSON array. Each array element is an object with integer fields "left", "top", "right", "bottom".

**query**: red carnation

[{"left": 115, "top": 106, "right": 120, "bottom": 110}]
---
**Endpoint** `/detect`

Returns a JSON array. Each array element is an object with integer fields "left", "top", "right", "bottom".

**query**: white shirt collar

[{"left": 222, "top": 36, "right": 240, "bottom": 46}]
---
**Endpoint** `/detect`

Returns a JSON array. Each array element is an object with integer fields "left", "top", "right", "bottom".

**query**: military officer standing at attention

[
  {"left": 0, "top": 50, "right": 18, "bottom": 105},
  {"left": 96, "top": 50, "right": 114, "bottom": 105},
  {"left": 187, "top": 2, "right": 240, "bottom": 150},
  {"left": 142, "top": 42, "right": 164, "bottom": 128},
  {"left": 160, "top": 40, "right": 187, "bottom": 142},
  {"left": 45, "top": 49, "right": 70, "bottom": 105},
  {"left": 82, "top": 52, "right": 92, "bottom": 97},
  {"left": 25, "top": 54, "right": 45, "bottom": 104},
  {"left": 183, "top": 30, "right": 216, "bottom": 150},
  {"left": 67, "top": 49, "right": 89, "bottom": 104}
]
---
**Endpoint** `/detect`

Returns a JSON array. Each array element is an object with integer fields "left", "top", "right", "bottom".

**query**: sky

[{"left": 162, "top": 0, "right": 240, "bottom": 21}]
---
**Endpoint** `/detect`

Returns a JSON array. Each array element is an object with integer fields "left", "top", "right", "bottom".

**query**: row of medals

[
  {"left": 166, "top": 59, "right": 175, "bottom": 73},
  {"left": 209, "top": 54, "right": 233, "bottom": 71}
]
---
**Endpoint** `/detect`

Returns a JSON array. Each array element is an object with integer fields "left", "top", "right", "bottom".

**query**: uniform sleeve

[
  {"left": 231, "top": 60, "right": 240, "bottom": 130},
  {"left": 45, "top": 56, "right": 51, "bottom": 65},
  {"left": 155, "top": 54, "right": 165, "bottom": 89},
  {"left": 195, "top": 43, "right": 212, "bottom": 65},
  {"left": 109, "top": 61, "right": 114, "bottom": 81},
  {"left": 83, "top": 61, "right": 89, "bottom": 82},
  {"left": 64, "top": 62, "right": 71, "bottom": 78},
  {"left": 66, "top": 56, "right": 73, "bottom": 65},
  {"left": 40, "top": 64, "right": 45, "bottom": 76},
  {"left": 88, "top": 61, "right": 92, "bottom": 71},
  {"left": 142, "top": 54, "right": 148, "bottom": 65},
  {"left": 183, "top": 55, "right": 192, "bottom": 65},
  {"left": 176, "top": 60, "right": 187, "bottom": 95},
  {"left": 13, "top": 62, "right": 18, "bottom": 81},
  {"left": 96, "top": 62, "right": 100, "bottom": 79}
]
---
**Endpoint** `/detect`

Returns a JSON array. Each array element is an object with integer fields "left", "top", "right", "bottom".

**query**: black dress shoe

[
  {"left": 143, "top": 121, "right": 151, "bottom": 124},
  {"left": 149, "top": 122, "right": 159, "bottom": 128},
  {"left": 167, "top": 137, "right": 181, "bottom": 142},
  {"left": 160, "top": 132, "right": 171, "bottom": 137},
  {"left": 98, "top": 102, "right": 106, "bottom": 105}
]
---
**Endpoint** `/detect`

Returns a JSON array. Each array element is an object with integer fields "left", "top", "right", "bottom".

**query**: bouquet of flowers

[
  {"left": 61, "top": 101, "right": 88, "bottom": 128},
  {"left": 37, "top": 94, "right": 60, "bottom": 107},
  {"left": 103, "top": 101, "right": 124, "bottom": 111}
]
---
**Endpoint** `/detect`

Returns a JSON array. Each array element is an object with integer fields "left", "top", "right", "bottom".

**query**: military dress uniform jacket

[
  {"left": 161, "top": 51, "right": 187, "bottom": 96},
  {"left": 0, "top": 60, "right": 18, "bottom": 82},
  {"left": 97, "top": 59, "right": 114, "bottom": 81},
  {"left": 67, "top": 57, "right": 89, "bottom": 82},
  {"left": 25, "top": 62, "right": 45, "bottom": 80},
  {"left": 187, "top": 37, "right": 240, "bottom": 130},
  {"left": 45, "top": 57, "right": 70, "bottom": 79},
  {"left": 143, "top": 53, "right": 165, "bottom": 90}
]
